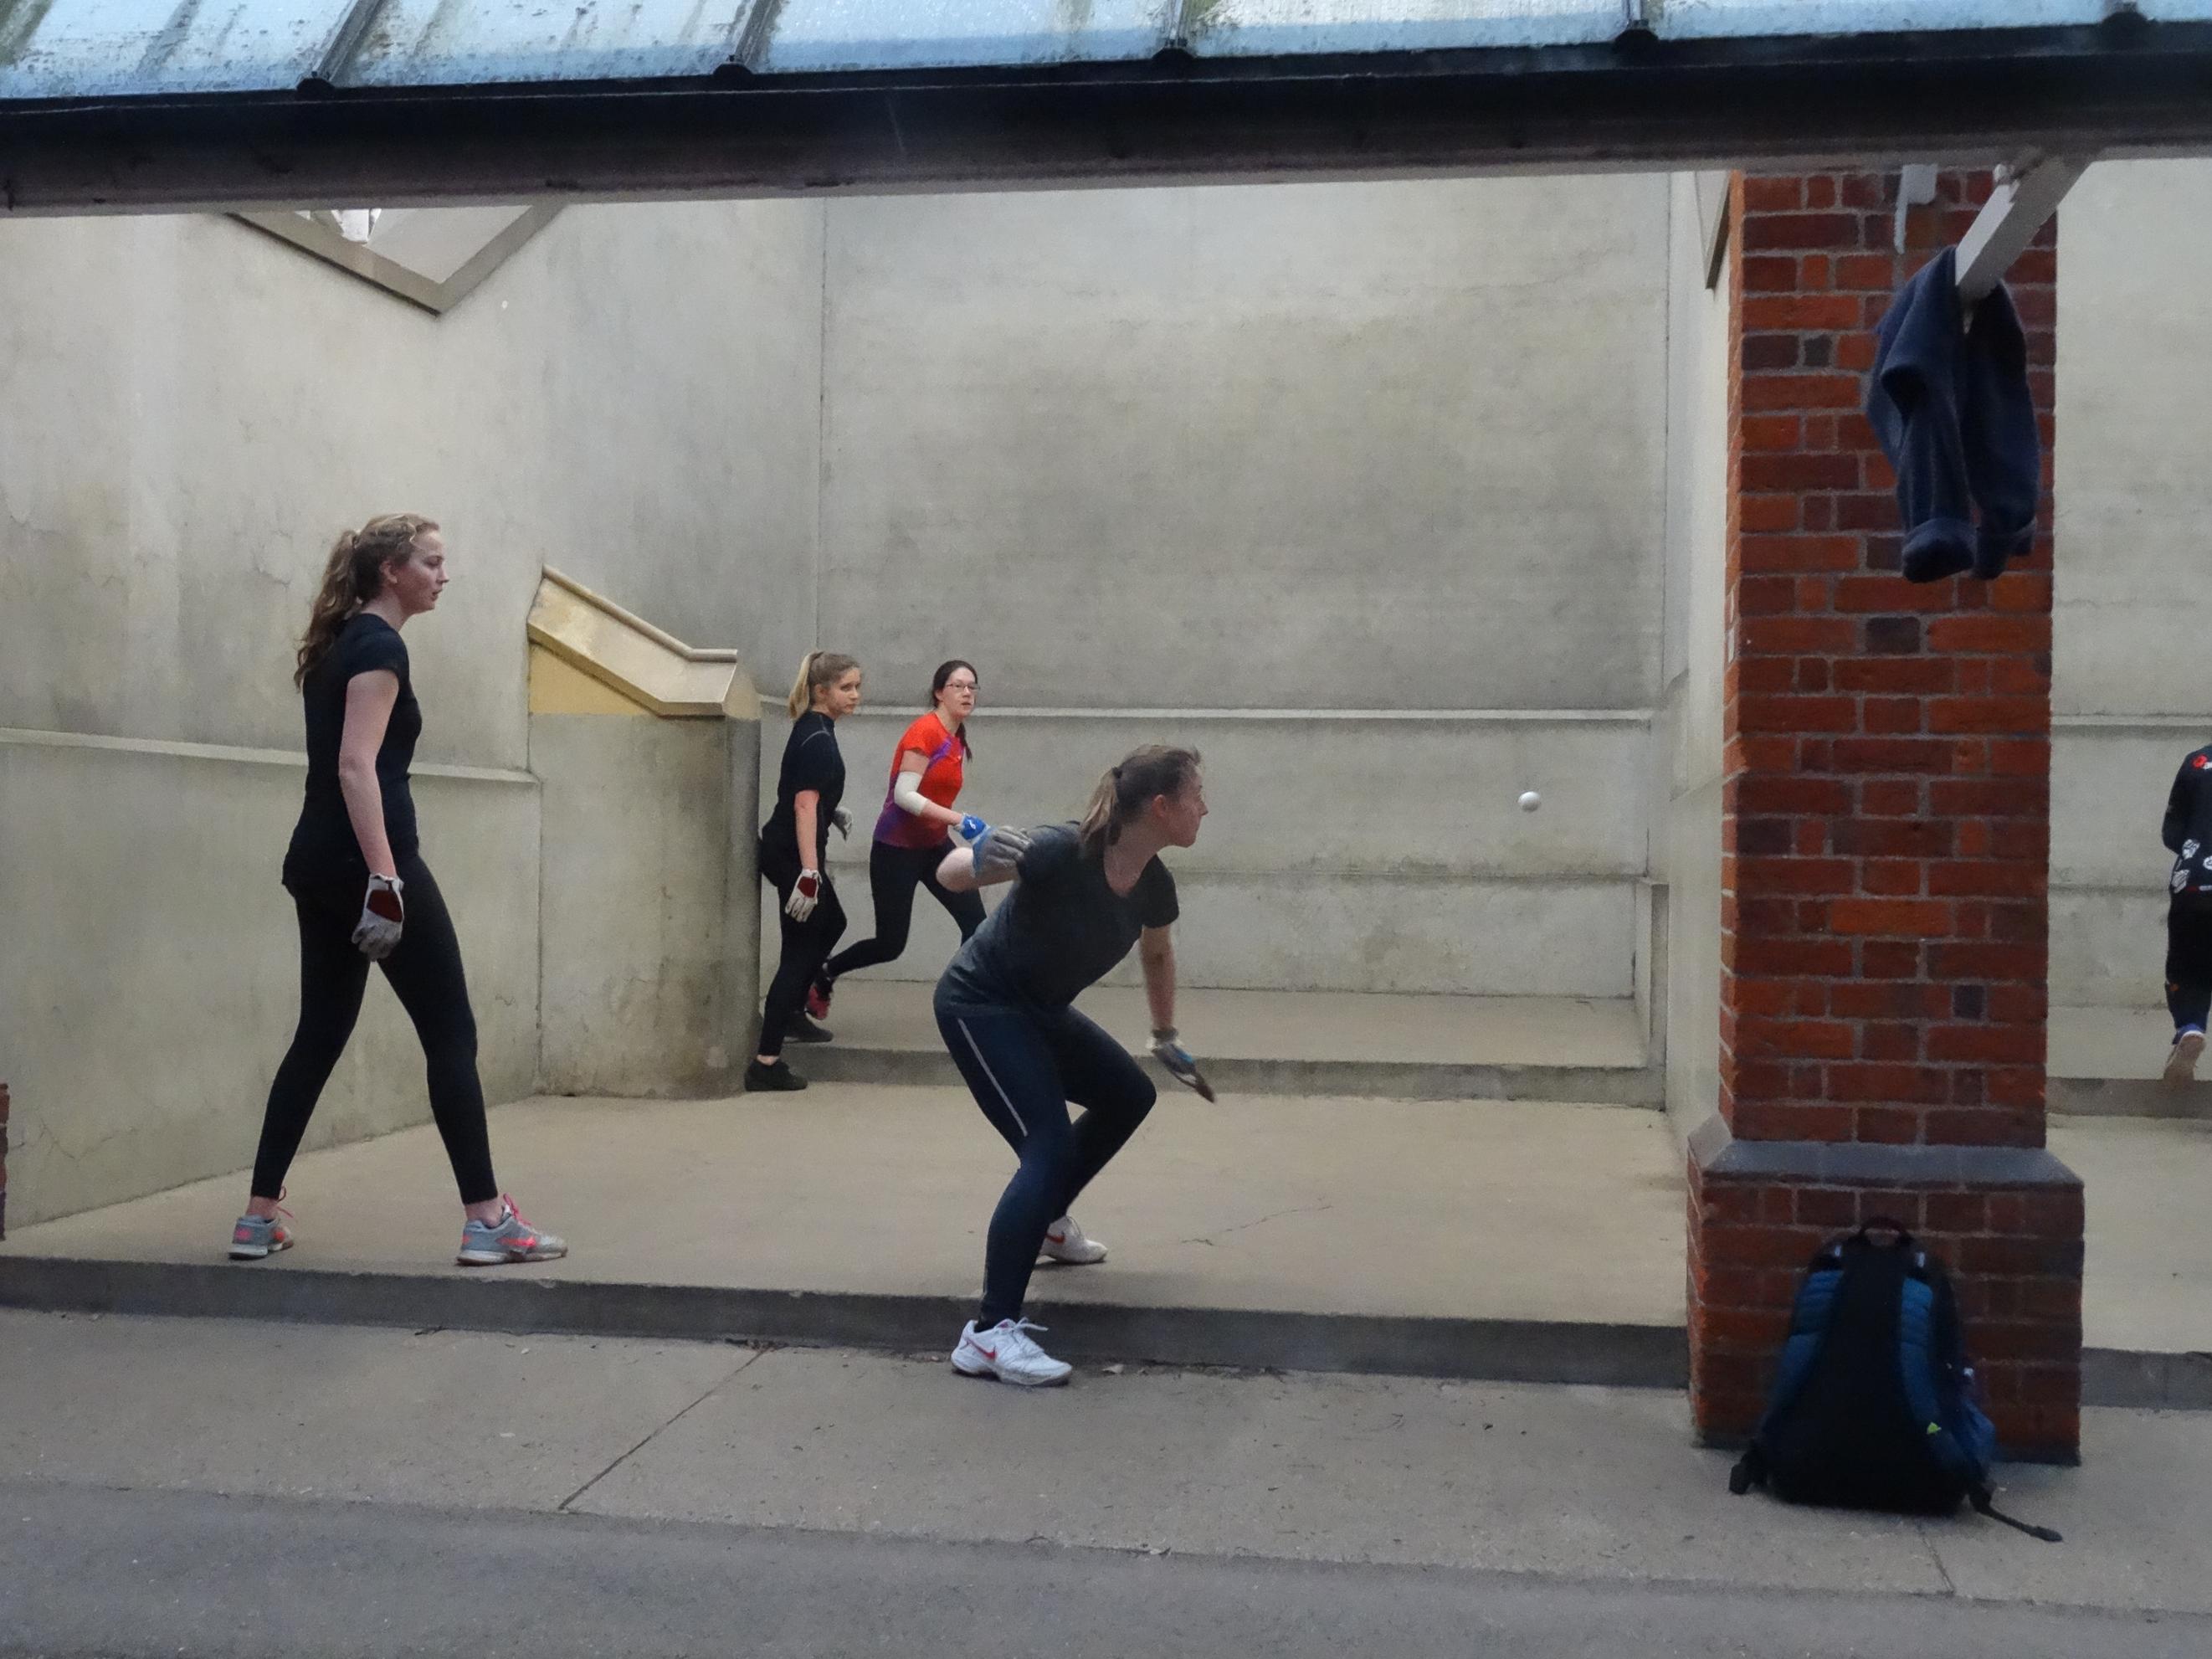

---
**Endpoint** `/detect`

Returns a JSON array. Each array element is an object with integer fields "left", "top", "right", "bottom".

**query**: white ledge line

[
  {"left": 761, "top": 701, "right": 1654, "bottom": 724},
  {"left": 2053, "top": 714, "right": 2212, "bottom": 733},
  {"left": 0, "top": 726, "right": 536, "bottom": 786},
  {"left": 819, "top": 858, "right": 1646, "bottom": 883}
]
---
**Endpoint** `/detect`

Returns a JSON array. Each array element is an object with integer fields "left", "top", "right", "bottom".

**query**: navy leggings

[
  {"left": 252, "top": 855, "right": 497, "bottom": 1204},
  {"left": 937, "top": 992, "right": 1157, "bottom": 1327},
  {"left": 2168, "top": 892, "right": 2212, "bottom": 1032}
]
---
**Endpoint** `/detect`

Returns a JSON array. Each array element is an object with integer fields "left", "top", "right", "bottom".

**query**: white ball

[{"left": 1518, "top": 791, "right": 1542, "bottom": 813}]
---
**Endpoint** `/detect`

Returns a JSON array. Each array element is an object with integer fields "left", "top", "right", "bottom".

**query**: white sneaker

[
  {"left": 2165, "top": 1028, "right": 2205, "bottom": 1087},
  {"left": 1039, "top": 1215, "right": 1108, "bottom": 1265},
  {"left": 951, "top": 1318, "right": 1073, "bottom": 1387}
]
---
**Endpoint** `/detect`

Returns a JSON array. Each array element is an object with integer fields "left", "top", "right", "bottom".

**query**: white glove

[
  {"left": 831, "top": 806, "right": 853, "bottom": 840},
  {"left": 785, "top": 869, "right": 823, "bottom": 922},
  {"left": 352, "top": 873, "right": 405, "bottom": 960},
  {"left": 1149, "top": 1028, "right": 1215, "bottom": 1102}
]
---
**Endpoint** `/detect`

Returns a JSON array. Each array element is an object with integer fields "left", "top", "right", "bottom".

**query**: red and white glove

[
  {"left": 785, "top": 869, "right": 823, "bottom": 922},
  {"left": 352, "top": 873, "right": 405, "bottom": 960}
]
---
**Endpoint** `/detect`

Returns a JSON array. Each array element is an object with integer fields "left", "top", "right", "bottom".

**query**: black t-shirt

[
  {"left": 284, "top": 614, "right": 421, "bottom": 883},
  {"left": 762, "top": 711, "right": 845, "bottom": 869},
  {"left": 939, "top": 822, "right": 1178, "bottom": 1012},
  {"left": 2164, "top": 745, "right": 2212, "bottom": 897}
]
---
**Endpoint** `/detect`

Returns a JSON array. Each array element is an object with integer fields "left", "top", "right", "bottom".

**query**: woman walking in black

[
  {"left": 231, "top": 514, "right": 566, "bottom": 1266},
  {"left": 748, "top": 650, "right": 863, "bottom": 1091}
]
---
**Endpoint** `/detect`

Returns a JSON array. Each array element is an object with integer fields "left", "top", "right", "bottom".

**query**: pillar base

[{"left": 1686, "top": 1115, "right": 2083, "bottom": 1462}]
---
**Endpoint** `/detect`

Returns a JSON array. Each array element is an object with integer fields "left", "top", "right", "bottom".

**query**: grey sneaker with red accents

[
  {"left": 457, "top": 1195, "right": 567, "bottom": 1266},
  {"left": 228, "top": 1211, "right": 294, "bottom": 1261}
]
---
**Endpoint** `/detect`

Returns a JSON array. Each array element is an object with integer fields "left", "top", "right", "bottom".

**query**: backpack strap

[
  {"left": 1970, "top": 1484, "right": 2063, "bottom": 1543},
  {"left": 1749, "top": 1242, "right": 1850, "bottom": 1428},
  {"left": 1727, "top": 1443, "right": 1765, "bottom": 1496},
  {"left": 1731, "top": 1237, "right": 1855, "bottom": 1497}
]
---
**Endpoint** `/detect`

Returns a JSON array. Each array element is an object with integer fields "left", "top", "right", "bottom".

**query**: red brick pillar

[{"left": 1688, "top": 171, "right": 2082, "bottom": 1461}]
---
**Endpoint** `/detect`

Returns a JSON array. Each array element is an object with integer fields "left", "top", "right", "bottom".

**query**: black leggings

[
  {"left": 2168, "top": 892, "right": 2212, "bottom": 1032},
  {"left": 822, "top": 840, "right": 987, "bottom": 983},
  {"left": 759, "top": 839, "right": 848, "bottom": 1059},
  {"left": 936, "top": 990, "right": 1157, "bottom": 1327},
  {"left": 252, "top": 855, "right": 497, "bottom": 1204}
]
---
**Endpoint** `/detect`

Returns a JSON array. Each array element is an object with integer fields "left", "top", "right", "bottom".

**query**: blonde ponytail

[
  {"left": 295, "top": 512, "right": 437, "bottom": 687},
  {"left": 787, "top": 649, "right": 860, "bottom": 717}
]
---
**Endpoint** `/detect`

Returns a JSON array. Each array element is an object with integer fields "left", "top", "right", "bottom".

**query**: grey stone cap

[{"left": 1688, "top": 1115, "right": 2081, "bottom": 1190}]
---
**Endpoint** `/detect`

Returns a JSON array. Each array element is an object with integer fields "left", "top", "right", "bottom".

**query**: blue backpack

[{"left": 1727, "top": 1224, "right": 2059, "bottom": 1542}]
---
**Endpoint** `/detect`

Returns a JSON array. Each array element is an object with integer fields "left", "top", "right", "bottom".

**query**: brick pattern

[
  {"left": 1690, "top": 1158, "right": 2083, "bottom": 1452},
  {"left": 1722, "top": 168, "right": 2057, "bottom": 1151},
  {"left": 1691, "top": 171, "right": 2080, "bottom": 1459}
]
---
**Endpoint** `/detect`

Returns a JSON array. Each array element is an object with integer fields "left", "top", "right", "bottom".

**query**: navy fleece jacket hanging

[{"left": 1864, "top": 247, "right": 2042, "bottom": 583}]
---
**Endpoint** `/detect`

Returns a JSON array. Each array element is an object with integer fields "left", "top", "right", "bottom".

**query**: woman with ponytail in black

[
  {"left": 231, "top": 515, "right": 566, "bottom": 1268},
  {"left": 747, "top": 649, "right": 864, "bottom": 1091},
  {"left": 930, "top": 746, "right": 1212, "bottom": 1386}
]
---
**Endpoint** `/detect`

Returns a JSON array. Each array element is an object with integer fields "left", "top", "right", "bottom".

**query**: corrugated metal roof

[
  {"left": 754, "top": 0, "right": 1179, "bottom": 74},
  {"left": 0, "top": 0, "right": 349, "bottom": 98},
  {"left": 344, "top": 0, "right": 761, "bottom": 88},
  {"left": 6, "top": 0, "right": 2211, "bottom": 100}
]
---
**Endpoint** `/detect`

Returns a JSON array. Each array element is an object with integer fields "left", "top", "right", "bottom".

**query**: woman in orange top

[{"left": 811, "top": 660, "right": 988, "bottom": 1016}]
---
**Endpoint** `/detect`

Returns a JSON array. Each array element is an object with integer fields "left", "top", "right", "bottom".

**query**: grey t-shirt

[{"left": 938, "top": 822, "right": 1178, "bottom": 1011}]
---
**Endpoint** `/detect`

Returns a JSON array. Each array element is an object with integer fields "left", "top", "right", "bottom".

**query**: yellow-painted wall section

[{"left": 529, "top": 645, "right": 651, "bottom": 716}]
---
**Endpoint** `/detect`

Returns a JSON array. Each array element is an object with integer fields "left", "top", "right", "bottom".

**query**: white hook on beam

[
  {"left": 1955, "top": 155, "right": 2092, "bottom": 305},
  {"left": 1894, "top": 164, "right": 1939, "bottom": 253}
]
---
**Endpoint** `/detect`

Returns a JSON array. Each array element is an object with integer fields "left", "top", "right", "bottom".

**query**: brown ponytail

[
  {"left": 1077, "top": 746, "right": 1203, "bottom": 856},
  {"left": 786, "top": 649, "right": 861, "bottom": 718},
  {"left": 295, "top": 513, "right": 438, "bottom": 687}
]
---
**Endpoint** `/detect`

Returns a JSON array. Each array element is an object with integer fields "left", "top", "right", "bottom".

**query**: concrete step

[
  {"left": 2050, "top": 1075, "right": 2212, "bottom": 1117},
  {"left": 794, "top": 984, "right": 1660, "bottom": 1106},
  {"left": 793, "top": 1043, "right": 1662, "bottom": 1106},
  {"left": 3, "top": 1254, "right": 2202, "bottom": 1410},
  {"left": 2050, "top": 1005, "right": 2212, "bottom": 1118},
  {"left": 0, "top": 1254, "right": 1686, "bottom": 1390}
]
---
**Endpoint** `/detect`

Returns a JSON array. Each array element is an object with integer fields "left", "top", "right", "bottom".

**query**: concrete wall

[
  {"left": 770, "top": 705, "right": 1649, "bottom": 995},
  {"left": 0, "top": 201, "right": 819, "bottom": 1225},
  {"left": 533, "top": 715, "right": 760, "bottom": 1094},
  {"left": 0, "top": 734, "right": 540, "bottom": 1225},
  {"left": 780, "top": 176, "right": 1674, "bottom": 996},
  {"left": 2051, "top": 160, "right": 2212, "bottom": 1008},
  {"left": 1654, "top": 176, "right": 1732, "bottom": 1138}
]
